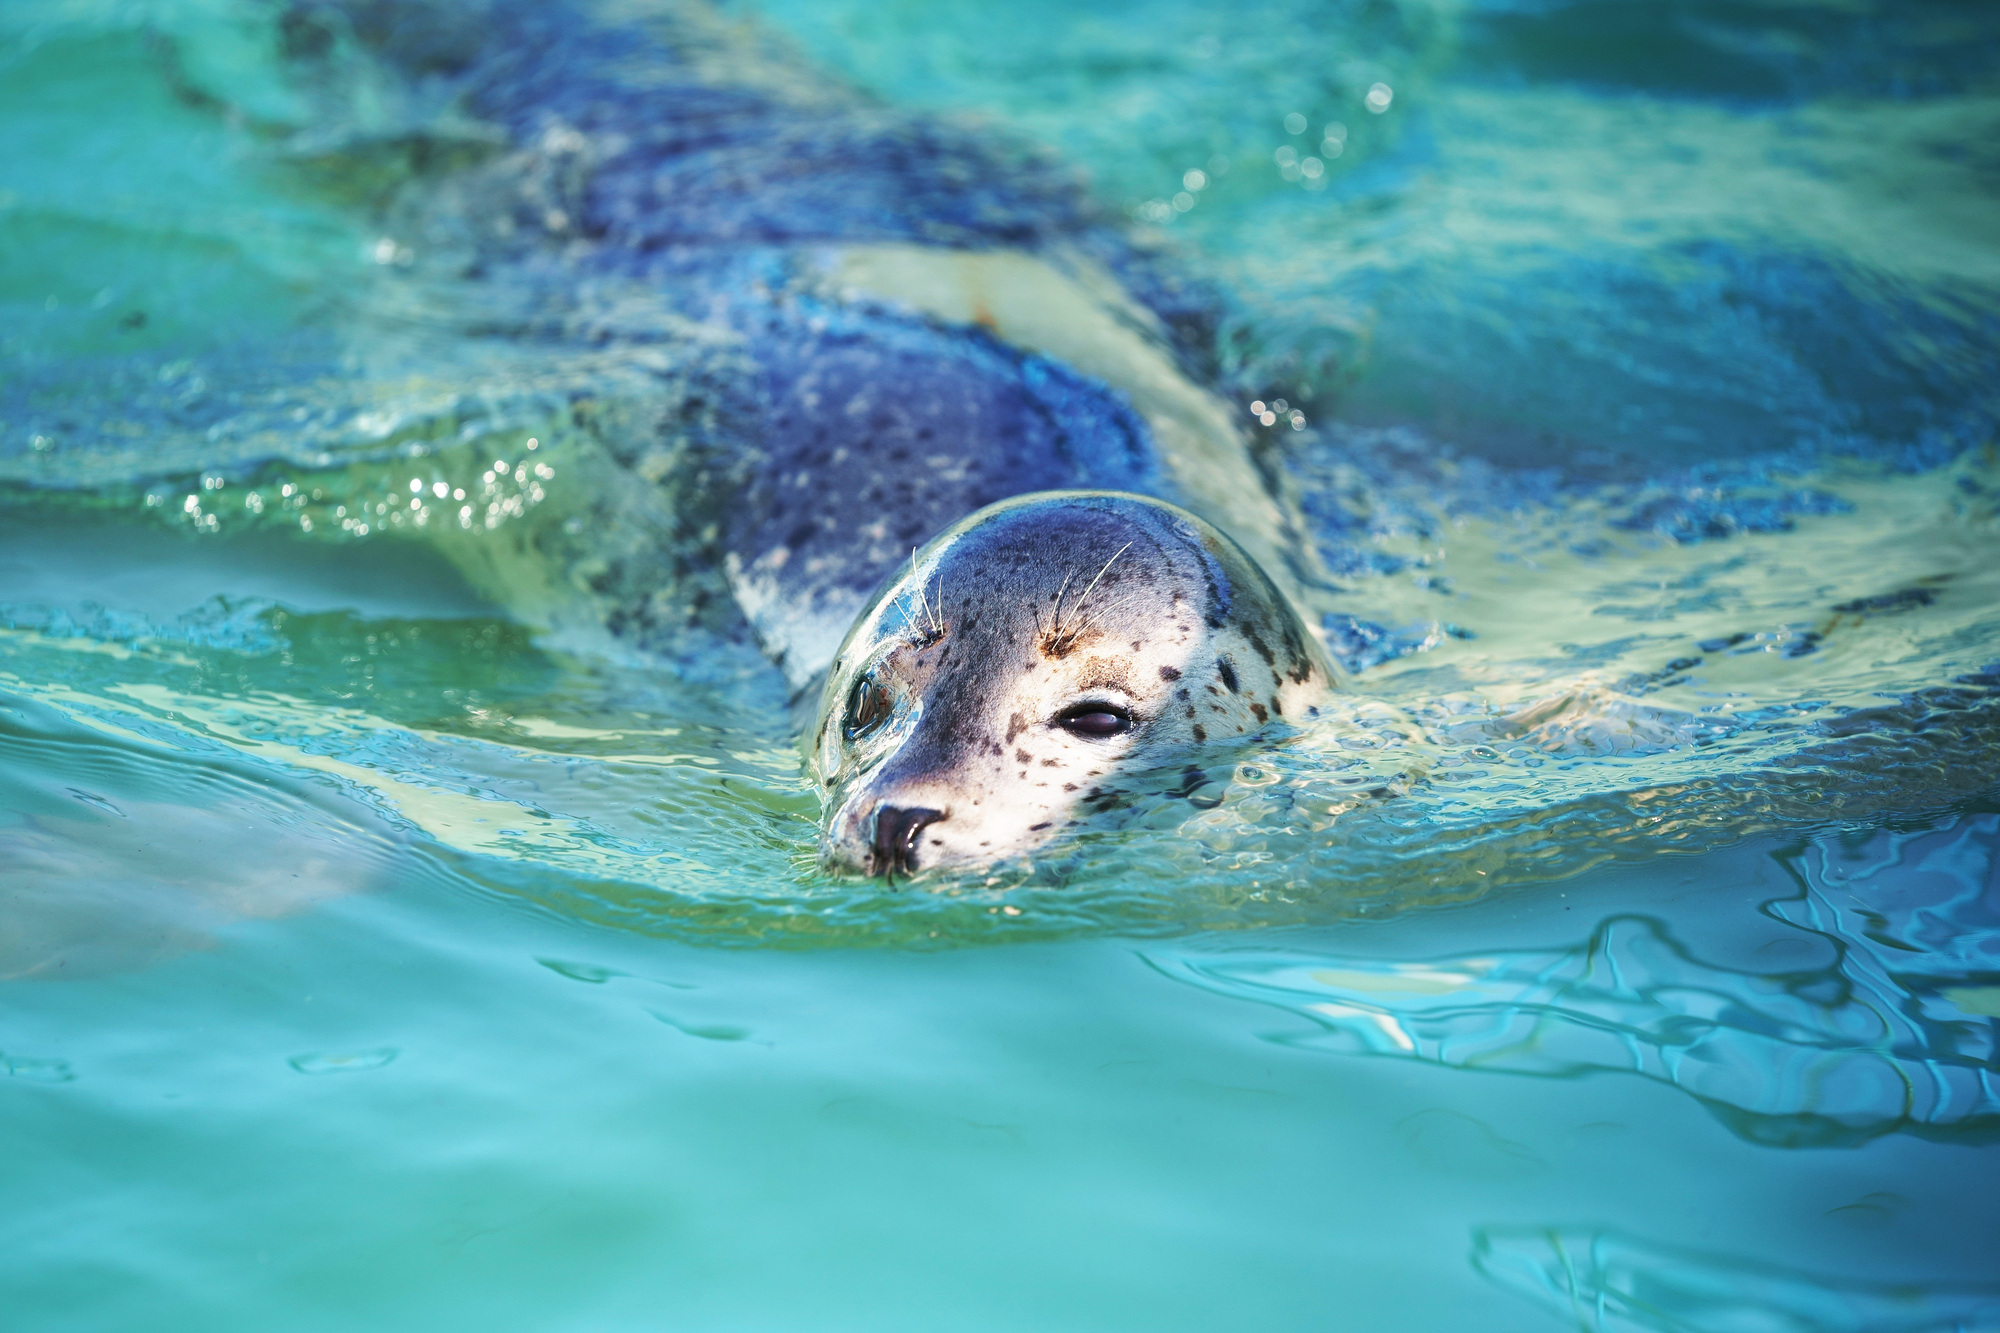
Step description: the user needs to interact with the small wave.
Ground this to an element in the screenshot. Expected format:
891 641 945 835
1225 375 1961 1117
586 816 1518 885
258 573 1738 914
1472 1227 2000 1333
1149 815 2000 1147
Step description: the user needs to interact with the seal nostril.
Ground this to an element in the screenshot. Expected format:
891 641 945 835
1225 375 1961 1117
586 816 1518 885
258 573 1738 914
869 805 945 878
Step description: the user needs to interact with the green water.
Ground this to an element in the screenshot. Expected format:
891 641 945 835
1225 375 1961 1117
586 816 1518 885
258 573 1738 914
6 1 2000 1329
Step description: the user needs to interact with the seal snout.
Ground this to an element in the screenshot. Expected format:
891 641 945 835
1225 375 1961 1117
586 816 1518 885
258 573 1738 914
868 804 945 877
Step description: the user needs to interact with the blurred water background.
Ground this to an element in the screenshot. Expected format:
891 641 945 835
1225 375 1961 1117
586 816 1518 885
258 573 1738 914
4 1 2000 1329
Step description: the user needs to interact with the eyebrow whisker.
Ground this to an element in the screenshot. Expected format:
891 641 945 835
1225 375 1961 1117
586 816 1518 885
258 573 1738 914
906 547 937 634
1061 542 1131 639
1044 565 1079 639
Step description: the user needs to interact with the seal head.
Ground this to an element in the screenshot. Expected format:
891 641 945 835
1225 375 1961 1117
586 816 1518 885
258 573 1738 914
811 491 1334 875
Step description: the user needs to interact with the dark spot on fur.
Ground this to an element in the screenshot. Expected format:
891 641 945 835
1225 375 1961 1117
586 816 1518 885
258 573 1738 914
1005 713 1025 745
1250 702 1268 724
1015 749 1032 764
1159 665 1182 681
1217 659 1239 692
1062 783 1077 791
1270 696 1283 717
1191 724 1206 741
1029 822 1052 831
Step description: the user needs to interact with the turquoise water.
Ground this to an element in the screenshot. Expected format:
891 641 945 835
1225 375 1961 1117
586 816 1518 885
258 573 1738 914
6 1 2000 1328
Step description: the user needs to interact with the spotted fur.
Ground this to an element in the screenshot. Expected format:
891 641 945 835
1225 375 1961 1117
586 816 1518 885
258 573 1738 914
812 492 1333 873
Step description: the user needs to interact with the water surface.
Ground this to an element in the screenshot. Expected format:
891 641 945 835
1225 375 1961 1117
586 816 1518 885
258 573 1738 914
5 1 2000 1328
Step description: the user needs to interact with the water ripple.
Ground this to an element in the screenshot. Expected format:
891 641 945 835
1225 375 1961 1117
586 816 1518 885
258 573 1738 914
289 1048 398 1075
1472 1227 2000 1333
1150 817 2000 1147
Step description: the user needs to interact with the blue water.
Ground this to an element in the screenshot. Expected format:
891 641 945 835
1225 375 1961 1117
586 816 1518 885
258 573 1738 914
5 1 2000 1329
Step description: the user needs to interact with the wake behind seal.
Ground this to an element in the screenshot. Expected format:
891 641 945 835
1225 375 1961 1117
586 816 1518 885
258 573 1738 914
811 492 1334 876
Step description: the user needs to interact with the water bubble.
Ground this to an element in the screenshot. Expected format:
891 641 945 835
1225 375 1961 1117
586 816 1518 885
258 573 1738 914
1274 145 1298 168
1323 121 1348 143
1182 168 1207 192
1172 191 1195 212
289 1048 397 1075
1301 157 1324 179
1366 82 1394 113
1283 112 1307 136
1322 139 1345 159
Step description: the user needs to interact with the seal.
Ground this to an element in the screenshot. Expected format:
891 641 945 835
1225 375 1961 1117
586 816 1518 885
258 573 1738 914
61 0 1345 878
810 492 1334 875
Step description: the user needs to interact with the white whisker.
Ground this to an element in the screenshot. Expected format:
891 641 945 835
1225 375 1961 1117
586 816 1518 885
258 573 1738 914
1061 542 1131 639
1045 565 1079 639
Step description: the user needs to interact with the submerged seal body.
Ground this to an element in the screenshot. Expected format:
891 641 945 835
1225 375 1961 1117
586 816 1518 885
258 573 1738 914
812 493 1333 874
136 0 1343 875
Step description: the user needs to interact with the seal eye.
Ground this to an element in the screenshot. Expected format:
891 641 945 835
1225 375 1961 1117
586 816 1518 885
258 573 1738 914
1056 704 1131 739
844 672 893 741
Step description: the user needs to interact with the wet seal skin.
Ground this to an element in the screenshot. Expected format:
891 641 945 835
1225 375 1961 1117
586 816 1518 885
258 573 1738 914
812 492 1334 876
